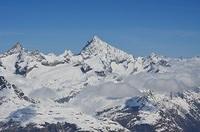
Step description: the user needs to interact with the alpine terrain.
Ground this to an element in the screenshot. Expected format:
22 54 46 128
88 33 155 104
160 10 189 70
0 36 200 132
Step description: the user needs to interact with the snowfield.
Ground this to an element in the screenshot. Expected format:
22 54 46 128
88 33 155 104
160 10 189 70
0 36 200 131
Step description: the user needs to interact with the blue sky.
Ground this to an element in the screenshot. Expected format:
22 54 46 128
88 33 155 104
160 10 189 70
0 0 200 57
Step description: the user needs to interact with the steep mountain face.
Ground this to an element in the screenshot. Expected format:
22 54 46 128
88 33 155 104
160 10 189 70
6 42 23 55
0 36 200 132
81 36 134 61
80 36 133 74
97 90 200 132
0 76 36 104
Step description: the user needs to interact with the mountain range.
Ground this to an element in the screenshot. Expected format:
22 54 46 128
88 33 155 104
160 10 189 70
0 36 200 132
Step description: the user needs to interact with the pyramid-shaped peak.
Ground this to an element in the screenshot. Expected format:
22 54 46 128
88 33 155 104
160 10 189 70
80 36 134 63
150 52 158 58
7 42 23 54
149 52 164 59
89 35 107 46
12 42 23 49
81 35 110 54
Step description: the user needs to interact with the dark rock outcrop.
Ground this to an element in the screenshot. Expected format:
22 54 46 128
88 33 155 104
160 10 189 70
0 76 37 104
0 120 79 132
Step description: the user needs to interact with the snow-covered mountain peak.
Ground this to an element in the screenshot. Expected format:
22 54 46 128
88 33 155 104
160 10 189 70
81 36 134 61
7 42 23 55
148 52 168 63
149 52 164 59
81 35 108 55
150 52 158 58
79 36 136 73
